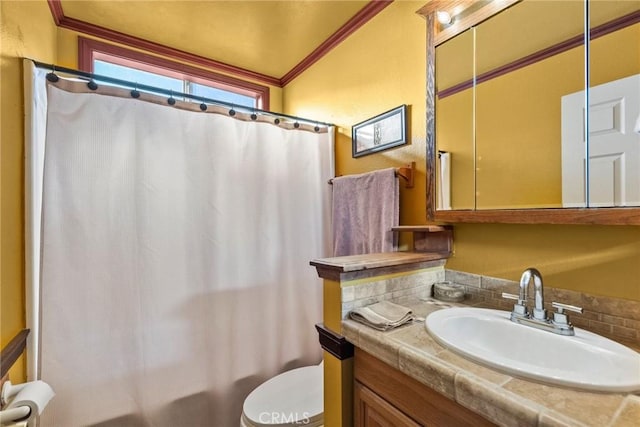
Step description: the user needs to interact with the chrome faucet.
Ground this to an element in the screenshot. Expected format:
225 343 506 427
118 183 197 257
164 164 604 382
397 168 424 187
523 268 546 320
502 268 583 336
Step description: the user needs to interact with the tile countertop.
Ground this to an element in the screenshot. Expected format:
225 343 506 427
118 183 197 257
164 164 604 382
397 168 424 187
342 297 640 427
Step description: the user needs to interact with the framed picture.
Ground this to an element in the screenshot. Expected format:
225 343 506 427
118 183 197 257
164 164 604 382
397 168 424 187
352 104 408 158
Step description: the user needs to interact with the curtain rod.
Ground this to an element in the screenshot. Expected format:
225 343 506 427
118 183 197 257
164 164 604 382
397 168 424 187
31 60 335 128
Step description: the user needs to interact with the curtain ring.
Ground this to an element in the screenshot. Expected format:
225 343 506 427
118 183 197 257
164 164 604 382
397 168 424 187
46 72 59 82
314 124 320 132
87 80 98 90
294 122 300 129
46 65 59 82
229 108 236 116
250 112 257 121
131 83 140 98
274 118 280 125
167 90 176 106
200 102 208 111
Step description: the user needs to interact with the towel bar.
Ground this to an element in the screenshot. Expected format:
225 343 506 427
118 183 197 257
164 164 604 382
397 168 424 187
328 162 415 189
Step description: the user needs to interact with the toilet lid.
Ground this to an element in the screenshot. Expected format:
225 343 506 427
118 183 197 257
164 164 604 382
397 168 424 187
243 365 323 427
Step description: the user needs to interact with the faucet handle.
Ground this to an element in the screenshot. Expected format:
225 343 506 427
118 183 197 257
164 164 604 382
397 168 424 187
551 301 583 327
551 301 583 314
501 292 520 301
502 292 528 317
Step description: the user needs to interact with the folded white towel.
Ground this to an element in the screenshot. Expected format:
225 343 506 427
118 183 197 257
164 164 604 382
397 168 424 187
349 301 414 331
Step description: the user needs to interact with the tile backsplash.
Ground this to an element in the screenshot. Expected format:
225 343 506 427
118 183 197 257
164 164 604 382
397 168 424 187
339 265 639 347
445 269 640 347
340 263 445 320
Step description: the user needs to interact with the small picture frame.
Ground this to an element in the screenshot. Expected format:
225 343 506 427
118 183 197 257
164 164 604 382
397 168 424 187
352 105 408 158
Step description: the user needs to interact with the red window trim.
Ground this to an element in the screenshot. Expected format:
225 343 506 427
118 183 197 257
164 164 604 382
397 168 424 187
78 37 270 110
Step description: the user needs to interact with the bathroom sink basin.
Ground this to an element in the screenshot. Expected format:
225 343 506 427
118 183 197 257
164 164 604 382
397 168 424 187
425 307 640 392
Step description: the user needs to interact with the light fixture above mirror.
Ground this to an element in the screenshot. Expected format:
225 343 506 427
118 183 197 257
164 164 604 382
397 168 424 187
436 11 452 25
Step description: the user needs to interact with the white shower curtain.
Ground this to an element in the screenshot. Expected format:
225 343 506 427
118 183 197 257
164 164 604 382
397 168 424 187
29 69 333 426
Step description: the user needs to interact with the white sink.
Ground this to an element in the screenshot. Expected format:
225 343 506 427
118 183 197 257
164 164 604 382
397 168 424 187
425 307 640 393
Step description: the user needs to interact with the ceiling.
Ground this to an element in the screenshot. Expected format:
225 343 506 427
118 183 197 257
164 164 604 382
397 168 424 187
57 0 373 80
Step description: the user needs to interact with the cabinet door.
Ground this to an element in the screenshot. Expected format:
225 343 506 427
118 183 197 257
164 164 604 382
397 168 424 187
355 381 421 427
355 348 496 426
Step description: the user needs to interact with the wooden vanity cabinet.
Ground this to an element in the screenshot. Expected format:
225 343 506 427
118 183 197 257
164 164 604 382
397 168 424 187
355 381 420 427
354 348 495 427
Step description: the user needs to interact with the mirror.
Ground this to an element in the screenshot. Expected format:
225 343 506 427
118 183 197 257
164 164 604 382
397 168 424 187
422 0 640 224
435 27 474 210
474 1 585 210
585 1 640 207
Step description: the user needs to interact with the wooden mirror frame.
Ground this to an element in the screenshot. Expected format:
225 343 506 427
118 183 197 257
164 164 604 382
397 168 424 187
418 0 640 225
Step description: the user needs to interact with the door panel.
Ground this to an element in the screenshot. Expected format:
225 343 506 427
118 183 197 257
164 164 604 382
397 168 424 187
354 382 421 427
562 74 640 206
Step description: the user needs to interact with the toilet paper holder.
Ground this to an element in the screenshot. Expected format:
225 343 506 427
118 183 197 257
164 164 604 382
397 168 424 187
2 381 29 405
0 380 54 425
0 381 31 424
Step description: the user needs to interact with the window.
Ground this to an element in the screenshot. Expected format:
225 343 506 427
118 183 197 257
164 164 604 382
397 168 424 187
79 37 269 109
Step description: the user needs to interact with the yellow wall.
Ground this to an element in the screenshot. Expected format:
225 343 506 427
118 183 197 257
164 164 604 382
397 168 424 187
284 0 428 232
283 1 640 302
1 0 59 382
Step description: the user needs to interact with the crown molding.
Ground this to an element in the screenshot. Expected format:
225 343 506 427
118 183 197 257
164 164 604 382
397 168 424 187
47 0 280 86
280 0 393 85
437 9 640 99
47 0 393 88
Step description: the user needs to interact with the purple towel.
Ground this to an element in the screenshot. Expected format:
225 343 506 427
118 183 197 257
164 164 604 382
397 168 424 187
332 168 399 256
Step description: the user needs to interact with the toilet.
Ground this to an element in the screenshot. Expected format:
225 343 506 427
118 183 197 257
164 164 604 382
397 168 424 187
240 361 324 427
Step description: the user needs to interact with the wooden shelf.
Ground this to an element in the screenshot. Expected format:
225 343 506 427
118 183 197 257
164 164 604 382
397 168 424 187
393 225 453 254
1 329 30 379
310 252 448 281
391 225 449 232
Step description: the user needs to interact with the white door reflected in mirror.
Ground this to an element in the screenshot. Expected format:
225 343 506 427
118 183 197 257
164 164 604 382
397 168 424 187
562 73 640 207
